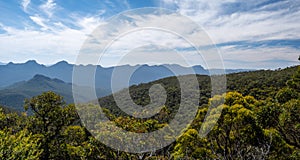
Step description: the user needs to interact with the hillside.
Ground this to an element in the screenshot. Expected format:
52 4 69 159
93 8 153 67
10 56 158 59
1 66 299 159
1 65 292 114
0 74 109 111
98 66 298 117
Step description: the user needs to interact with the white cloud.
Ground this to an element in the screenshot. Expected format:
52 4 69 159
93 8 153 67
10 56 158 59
218 43 299 69
21 0 31 12
77 16 104 32
1 1 299 69
76 12 223 68
158 0 300 68
0 13 104 65
40 0 56 17
161 0 300 43
29 15 49 30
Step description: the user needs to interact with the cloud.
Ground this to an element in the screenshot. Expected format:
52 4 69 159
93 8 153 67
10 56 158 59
77 11 223 68
161 0 300 43
29 15 49 30
1 0 299 69
123 0 130 9
158 0 300 68
21 0 31 12
77 16 104 32
0 13 104 65
40 0 56 17
220 45 299 69
1 0 110 65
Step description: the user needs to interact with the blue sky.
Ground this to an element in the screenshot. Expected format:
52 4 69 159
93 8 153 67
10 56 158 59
0 0 299 69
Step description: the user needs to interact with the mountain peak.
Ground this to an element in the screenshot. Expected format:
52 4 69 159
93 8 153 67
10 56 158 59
25 60 39 65
52 60 70 66
7 62 14 65
31 74 66 84
32 74 51 81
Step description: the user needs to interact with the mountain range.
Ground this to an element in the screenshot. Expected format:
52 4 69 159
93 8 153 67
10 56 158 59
0 62 297 112
0 74 110 111
0 60 251 111
0 60 250 92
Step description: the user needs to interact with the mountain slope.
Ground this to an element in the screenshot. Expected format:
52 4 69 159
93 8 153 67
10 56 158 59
0 74 109 111
98 66 298 117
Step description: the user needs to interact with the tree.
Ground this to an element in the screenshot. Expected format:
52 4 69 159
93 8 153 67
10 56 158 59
278 99 300 148
257 99 282 129
24 91 78 159
275 64 300 149
62 125 105 159
172 129 212 159
202 92 268 159
275 87 298 104
286 61 300 92
0 129 43 159
0 107 26 133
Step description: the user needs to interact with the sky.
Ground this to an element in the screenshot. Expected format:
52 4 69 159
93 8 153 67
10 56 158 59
0 0 299 69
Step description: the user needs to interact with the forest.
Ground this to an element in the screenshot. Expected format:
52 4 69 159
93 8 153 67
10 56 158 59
0 64 299 160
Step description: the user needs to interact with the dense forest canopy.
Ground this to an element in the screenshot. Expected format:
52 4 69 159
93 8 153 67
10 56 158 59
0 65 299 159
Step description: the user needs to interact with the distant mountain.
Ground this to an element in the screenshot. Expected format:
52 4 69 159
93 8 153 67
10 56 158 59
0 60 251 92
0 74 109 111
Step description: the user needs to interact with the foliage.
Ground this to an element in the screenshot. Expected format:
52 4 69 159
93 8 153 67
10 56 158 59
0 65 299 159
24 92 79 159
0 128 42 160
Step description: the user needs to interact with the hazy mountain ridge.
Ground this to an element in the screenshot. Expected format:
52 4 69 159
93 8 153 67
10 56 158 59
0 60 252 111
0 74 109 111
0 60 251 91
0 64 297 113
